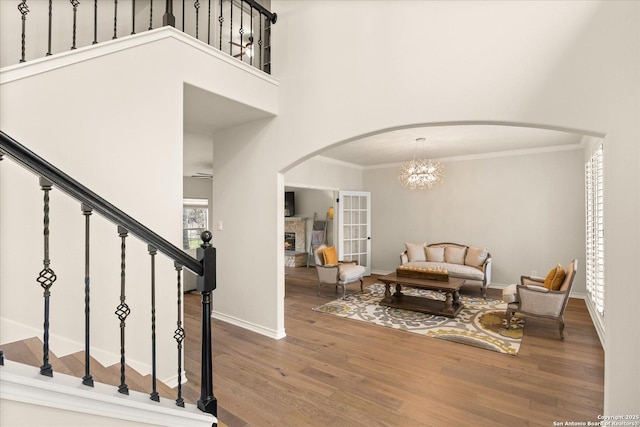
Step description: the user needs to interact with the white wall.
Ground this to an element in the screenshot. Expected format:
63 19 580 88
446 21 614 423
365 147 586 293
207 0 638 414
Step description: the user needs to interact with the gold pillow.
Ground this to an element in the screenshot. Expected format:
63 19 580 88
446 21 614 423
323 246 339 265
544 264 566 290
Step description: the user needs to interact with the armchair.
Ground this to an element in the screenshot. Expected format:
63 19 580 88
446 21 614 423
313 244 365 297
503 259 577 340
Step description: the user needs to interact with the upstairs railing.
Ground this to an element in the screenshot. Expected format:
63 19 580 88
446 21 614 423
8 0 277 74
0 130 218 419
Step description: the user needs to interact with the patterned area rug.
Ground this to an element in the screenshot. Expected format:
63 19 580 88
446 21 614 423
313 283 525 355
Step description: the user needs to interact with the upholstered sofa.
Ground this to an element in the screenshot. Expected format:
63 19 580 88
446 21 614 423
400 242 492 297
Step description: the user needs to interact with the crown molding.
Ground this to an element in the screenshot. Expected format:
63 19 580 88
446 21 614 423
364 142 586 170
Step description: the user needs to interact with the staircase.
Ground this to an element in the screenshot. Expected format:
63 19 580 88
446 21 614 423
2 337 176 398
1 338 217 427
0 133 218 426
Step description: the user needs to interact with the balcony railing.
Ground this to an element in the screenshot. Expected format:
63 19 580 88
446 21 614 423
7 0 276 73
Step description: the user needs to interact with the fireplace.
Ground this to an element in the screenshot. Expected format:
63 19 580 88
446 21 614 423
284 232 296 251
284 217 307 267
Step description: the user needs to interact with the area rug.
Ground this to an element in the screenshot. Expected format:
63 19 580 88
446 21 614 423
313 283 525 355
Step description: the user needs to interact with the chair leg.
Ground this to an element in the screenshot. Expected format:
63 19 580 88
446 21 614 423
359 278 364 292
506 308 512 329
558 317 565 340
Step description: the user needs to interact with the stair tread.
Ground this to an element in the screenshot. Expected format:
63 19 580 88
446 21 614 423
2 336 74 376
2 337 175 401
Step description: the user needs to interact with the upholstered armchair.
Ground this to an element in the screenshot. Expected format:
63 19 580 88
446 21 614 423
503 259 577 340
313 244 365 297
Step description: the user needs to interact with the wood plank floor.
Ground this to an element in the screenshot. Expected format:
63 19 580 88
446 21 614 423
181 267 604 427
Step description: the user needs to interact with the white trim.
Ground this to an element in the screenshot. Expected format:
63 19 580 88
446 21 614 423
211 311 286 340
285 182 340 192
0 26 279 86
0 360 214 427
585 296 606 349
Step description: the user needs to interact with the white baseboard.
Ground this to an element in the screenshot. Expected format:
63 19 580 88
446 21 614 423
0 360 213 427
211 311 286 340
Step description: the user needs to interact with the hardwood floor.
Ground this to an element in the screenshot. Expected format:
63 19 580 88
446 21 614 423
182 267 604 427
1 267 603 426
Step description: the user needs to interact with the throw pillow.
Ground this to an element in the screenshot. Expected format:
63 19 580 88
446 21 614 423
444 246 467 264
425 246 445 262
323 246 339 265
465 247 488 267
405 242 427 262
544 264 566 290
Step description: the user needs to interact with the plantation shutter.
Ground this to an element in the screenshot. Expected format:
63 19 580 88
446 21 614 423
585 144 605 317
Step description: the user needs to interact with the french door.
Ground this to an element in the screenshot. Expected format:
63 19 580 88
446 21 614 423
337 191 371 275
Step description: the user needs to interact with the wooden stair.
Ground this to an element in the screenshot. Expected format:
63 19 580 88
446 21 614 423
1 336 176 400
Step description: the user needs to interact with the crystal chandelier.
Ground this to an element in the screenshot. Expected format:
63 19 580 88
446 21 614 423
398 138 445 190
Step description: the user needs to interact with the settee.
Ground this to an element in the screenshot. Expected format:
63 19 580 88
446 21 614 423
400 242 492 298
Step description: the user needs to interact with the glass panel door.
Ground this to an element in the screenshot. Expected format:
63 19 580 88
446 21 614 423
338 191 371 275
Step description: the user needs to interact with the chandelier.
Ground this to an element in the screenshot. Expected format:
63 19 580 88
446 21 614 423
398 138 445 190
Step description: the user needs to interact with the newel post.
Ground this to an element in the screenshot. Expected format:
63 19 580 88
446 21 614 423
196 230 217 416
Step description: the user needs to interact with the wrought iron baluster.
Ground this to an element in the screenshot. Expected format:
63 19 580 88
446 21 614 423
229 0 232 55
18 0 29 63
163 0 175 26
174 262 185 407
249 5 253 66
148 0 153 30
149 245 159 402
194 0 200 40
115 225 130 394
113 0 118 39
38 177 56 377
82 204 94 387
258 16 262 72
239 0 244 62
93 0 98 44
47 0 52 55
218 0 223 50
196 231 217 416
207 0 211 45
182 0 185 31
70 0 80 50
131 0 136 34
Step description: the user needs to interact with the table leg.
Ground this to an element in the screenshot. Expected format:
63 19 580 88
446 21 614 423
383 283 392 303
394 284 403 297
444 291 454 313
453 290 460 306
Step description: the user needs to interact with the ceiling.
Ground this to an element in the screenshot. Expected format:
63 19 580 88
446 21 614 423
317 125 585 168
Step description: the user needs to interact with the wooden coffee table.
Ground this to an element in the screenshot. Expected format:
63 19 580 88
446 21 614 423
378 273 465 318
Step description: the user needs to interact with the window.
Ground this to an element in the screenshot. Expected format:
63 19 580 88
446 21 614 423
183 198 209 250
585 143 604 317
